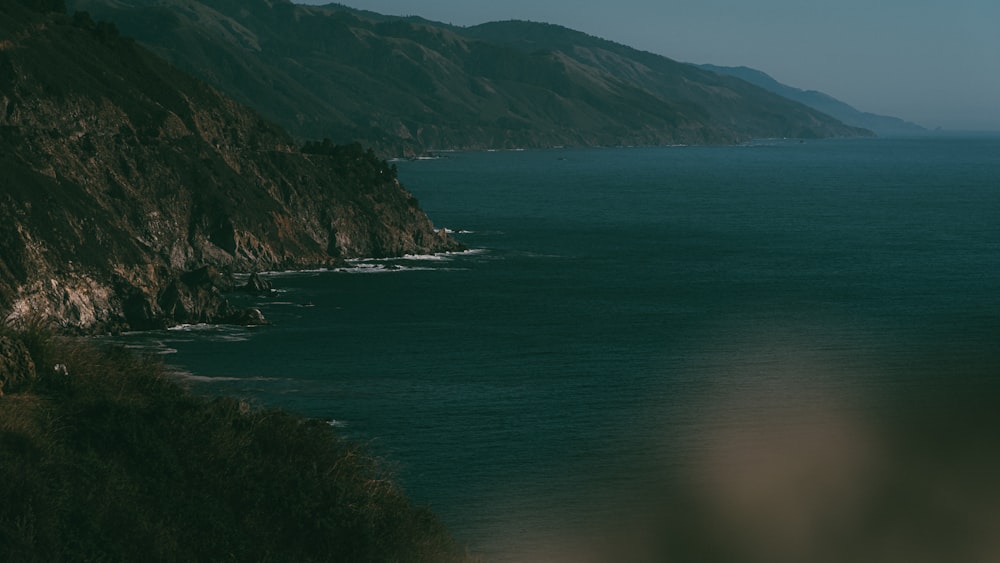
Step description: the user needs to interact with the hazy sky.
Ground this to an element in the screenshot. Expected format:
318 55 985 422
297 0 1000 131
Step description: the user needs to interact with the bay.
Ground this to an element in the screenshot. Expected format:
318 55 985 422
121 137 1000 560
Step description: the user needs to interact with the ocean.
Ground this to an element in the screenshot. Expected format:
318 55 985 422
121 136 1000 560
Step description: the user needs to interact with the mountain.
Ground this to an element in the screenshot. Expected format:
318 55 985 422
462 20 871 139
66 0 871 156
699 64 927 137
0 0 461 333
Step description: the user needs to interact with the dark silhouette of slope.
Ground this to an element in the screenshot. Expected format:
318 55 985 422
700 64 927 136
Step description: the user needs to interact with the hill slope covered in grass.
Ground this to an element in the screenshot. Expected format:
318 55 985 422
68 0 871 156
0 324 472 562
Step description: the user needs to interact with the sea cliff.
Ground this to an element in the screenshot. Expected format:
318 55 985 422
0 1 462 333
0 3 472 559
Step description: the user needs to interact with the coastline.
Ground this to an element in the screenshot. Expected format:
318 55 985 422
0 324 476 561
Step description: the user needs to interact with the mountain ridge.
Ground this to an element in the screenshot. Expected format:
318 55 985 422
463 19 872 139
67 0 872 156
699 64 927 136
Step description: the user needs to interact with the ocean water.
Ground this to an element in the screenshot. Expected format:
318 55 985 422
121 137 1000 560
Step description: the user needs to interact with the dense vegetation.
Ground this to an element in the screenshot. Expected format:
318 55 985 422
302 140 400 185
0 323 472 562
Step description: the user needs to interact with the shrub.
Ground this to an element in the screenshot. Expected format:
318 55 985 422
0 331 472 562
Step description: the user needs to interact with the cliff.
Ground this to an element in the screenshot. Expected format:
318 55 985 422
0 1 462 332
66 0 872 156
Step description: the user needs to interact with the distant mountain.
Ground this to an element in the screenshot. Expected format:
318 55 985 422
699 64 926 137
67 0 871 155
463 20 871 138
0 0 460 332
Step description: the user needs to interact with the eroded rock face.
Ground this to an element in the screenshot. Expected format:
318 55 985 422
239 273 273 296
0 3 463 332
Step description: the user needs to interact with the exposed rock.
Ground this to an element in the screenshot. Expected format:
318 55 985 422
227 307 268 326
0 2 463 332
239 272 273 295
157 267 235 326
0 335 36 396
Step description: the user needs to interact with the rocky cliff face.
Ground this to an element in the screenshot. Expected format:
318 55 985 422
0 2 462 333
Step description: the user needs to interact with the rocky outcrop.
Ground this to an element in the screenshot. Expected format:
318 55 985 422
239 272 273 296
0 1 463 333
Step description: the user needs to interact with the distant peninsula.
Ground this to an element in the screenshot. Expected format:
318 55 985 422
68 0 873 156
698 64 927 137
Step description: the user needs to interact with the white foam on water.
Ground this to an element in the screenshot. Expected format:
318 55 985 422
124 342 179 355
163 324 255 343
260 268 330 277
168 323 223 332
334 264 440 274
243 249 485 279
338 250 483 272
399 253 454 261
400 248 488 260
217 335 249 342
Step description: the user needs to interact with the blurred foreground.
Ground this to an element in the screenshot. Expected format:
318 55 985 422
530 342 1000 563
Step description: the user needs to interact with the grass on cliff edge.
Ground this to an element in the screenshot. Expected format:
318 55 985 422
0 325 474 562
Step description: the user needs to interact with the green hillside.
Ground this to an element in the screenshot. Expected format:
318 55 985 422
68 0 872 155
